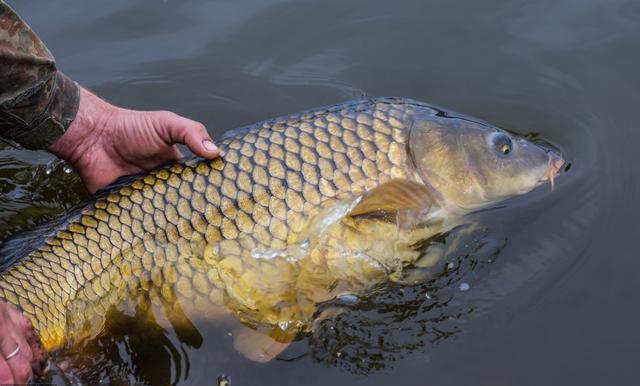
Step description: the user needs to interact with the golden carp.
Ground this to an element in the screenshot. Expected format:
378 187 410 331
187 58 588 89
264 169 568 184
0 97 564 361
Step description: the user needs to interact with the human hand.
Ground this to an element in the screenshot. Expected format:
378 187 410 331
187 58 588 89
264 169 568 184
0 301 47 384
49 87 220 193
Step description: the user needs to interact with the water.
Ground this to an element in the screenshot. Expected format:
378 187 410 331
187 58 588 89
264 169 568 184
5 0 639 385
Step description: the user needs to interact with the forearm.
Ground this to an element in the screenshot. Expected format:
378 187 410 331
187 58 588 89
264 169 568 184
0 2 217 194
0 1 79 149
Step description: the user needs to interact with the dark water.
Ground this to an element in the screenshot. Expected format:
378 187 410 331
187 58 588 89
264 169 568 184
4 0 639 385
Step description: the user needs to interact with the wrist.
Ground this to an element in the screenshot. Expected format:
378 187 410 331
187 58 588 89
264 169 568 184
48 87 117 165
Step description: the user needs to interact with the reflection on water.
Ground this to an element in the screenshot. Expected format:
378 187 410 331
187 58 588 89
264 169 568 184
308 227 505 375
0 146 85 239
60 306 195 386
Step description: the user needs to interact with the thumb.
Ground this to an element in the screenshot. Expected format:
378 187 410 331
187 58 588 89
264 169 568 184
156 111 219 158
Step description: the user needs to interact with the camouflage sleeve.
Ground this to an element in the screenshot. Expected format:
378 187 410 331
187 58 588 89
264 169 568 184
0 1 79 150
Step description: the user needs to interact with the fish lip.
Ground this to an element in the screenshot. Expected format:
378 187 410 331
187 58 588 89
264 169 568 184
537 150 566 188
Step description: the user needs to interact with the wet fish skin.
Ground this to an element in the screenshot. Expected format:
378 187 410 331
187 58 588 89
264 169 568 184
0 96 563 358
0 97 423 350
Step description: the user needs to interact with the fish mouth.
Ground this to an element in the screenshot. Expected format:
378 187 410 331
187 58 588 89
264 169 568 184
537 151 566 189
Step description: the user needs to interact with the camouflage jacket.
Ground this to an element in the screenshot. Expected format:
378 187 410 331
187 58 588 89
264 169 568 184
0 1 79 150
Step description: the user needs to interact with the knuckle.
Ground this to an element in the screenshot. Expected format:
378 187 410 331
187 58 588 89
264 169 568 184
150 110 175 126
159 110 178 120
186 121 208 139
196 122 208 133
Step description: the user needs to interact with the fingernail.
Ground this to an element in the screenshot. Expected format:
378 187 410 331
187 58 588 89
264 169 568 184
202 139 218 152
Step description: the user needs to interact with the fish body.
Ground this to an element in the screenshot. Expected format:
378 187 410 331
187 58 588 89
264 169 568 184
0 97 563 359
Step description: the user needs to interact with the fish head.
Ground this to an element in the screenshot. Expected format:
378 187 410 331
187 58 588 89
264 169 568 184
408 108 565 212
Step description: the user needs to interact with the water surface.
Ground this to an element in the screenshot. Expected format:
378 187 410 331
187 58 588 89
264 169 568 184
4 0 639 385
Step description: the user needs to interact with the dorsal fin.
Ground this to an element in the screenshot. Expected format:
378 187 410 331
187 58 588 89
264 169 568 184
0 206 84 272
0 157 201 272
217 97 432 142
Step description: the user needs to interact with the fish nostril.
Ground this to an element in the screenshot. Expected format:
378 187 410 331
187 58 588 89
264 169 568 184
563 162 572 173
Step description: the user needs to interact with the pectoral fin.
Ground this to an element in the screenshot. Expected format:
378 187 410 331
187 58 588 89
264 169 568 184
349 179 436 217
232 325 295 363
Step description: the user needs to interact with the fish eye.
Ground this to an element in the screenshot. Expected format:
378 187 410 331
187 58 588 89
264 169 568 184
491 133 513 156
500 142 511 155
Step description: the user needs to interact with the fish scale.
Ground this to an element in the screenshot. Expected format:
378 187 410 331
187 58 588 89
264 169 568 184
0 97 426 350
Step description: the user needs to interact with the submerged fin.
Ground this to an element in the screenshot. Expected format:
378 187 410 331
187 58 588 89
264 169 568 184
156 295 203 349
232 326 294 363
349 179 435 217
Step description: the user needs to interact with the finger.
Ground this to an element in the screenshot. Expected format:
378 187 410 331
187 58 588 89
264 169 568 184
0 357 14 385
20 314 33 333
134 144 182 170
0 304 33 383
159 145 183 164
156 112 219 158
12 313 47 376
0 334 32 384
6 345 32 384
5 304 36 350
170 145 183 161
4 304 29 335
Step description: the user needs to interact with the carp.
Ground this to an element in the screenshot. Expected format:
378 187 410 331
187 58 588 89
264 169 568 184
0 97 564 362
